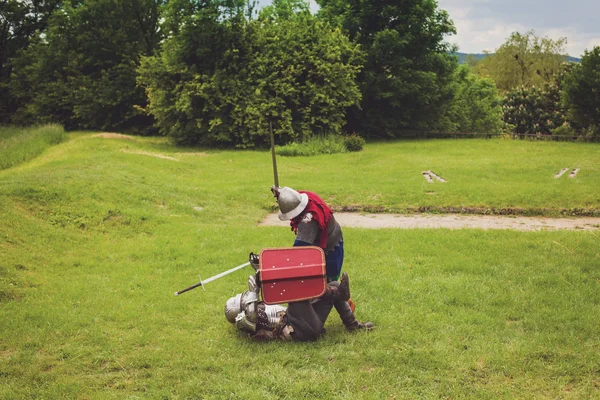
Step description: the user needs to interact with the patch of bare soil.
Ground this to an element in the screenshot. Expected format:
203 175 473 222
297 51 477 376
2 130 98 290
180 152 209 157
93 133 136 140
0 349 15 360
260 213 600 231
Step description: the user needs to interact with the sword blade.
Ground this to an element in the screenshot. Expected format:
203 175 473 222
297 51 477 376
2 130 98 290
174 261 251 296
202 261 251 285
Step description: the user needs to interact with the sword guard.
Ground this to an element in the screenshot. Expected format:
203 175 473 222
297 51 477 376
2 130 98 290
199 275 206 291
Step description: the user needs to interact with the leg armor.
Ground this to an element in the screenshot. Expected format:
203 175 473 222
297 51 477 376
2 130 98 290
331 274 374 331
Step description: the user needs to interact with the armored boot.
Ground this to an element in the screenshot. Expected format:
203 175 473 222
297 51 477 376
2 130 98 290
322 272 350 302
332 274 373 331
334 299 374 331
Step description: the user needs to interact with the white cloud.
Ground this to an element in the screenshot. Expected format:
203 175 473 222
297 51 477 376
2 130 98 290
437 0 600 57
256 0 600 57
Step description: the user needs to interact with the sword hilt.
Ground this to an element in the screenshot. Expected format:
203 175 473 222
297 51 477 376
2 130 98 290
174 278 204 296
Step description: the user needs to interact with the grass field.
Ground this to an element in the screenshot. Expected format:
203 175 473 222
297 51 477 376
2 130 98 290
0 124 67 171
1 132 599 398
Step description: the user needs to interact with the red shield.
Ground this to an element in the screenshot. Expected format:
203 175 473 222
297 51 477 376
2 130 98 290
259 247 326 305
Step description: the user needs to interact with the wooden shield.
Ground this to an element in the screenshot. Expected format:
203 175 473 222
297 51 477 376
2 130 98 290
259 247 326 305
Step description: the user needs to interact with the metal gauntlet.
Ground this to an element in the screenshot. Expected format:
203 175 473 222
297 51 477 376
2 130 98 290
249 252 260 271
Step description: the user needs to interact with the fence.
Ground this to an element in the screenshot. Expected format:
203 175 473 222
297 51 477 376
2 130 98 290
392 131 599 142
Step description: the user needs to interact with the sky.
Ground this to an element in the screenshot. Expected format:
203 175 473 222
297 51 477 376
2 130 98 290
435 0 600 57
291 0 599 58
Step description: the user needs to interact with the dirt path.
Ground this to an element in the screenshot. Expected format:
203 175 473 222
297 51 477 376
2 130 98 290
260 213 600 231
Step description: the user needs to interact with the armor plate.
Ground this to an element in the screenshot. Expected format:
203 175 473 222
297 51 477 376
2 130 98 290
259 247 326 305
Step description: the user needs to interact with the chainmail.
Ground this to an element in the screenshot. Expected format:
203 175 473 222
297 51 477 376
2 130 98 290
296 215 342 252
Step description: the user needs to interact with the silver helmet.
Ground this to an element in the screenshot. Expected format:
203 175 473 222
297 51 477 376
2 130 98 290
277 187 309 221
224 293 242 323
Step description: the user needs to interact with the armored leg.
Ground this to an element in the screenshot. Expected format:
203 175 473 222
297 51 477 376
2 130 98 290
321 272 350 302
334 299 373 331
310 274 349 323
332 274 374 331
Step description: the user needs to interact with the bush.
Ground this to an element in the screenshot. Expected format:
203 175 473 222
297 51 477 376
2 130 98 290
276 135 347 157
443 65 503 134
550 123 576 137
0 124 66 170
138 2 362 148
502 82 567 135
562 46 600 134
344 133 365 151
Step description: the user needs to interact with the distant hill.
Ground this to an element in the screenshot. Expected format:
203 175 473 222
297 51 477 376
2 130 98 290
565 55 581 62
454 52 489 64
454 52 580 64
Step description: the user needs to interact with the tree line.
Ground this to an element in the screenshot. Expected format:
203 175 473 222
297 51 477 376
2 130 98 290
472 31 600 139
1 0 598 147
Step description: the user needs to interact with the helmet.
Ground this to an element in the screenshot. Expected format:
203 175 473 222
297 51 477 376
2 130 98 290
277 187 309 221
224 293 242 323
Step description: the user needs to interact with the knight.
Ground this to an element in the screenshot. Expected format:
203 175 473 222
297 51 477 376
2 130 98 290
271 186 363 331
225 268 373 342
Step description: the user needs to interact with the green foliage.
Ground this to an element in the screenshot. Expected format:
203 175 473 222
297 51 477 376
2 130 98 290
0 124 66 170
562 46 600 137
502 85 565 135
464 54 481 68
138 0 362 147
502 62 570 136
9 0 161 133
550 123 577 137
443 65 503 133
276 134 347 156
343 133 365 151
476 31 567 92
0 1 62 123
317 0 458 137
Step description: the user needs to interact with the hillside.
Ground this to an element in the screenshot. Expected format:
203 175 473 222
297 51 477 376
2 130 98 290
454 52 580 64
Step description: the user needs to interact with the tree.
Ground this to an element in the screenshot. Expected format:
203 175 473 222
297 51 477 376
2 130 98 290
501 62 571 137
443 65 503 134
138 0 251 144
0 0 62 123
138 0 362 147
242 0 362 145
317 0 458 137
9 0 161 132
476 30 567 92
465 54 480 69
562 46 600 136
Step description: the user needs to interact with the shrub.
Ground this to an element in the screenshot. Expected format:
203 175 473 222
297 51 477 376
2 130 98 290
502 82 566 136
443 65 504 134
276 135 347 157
344 133 365 151
562 46 600 135
138 2 362 148
550 123 576 137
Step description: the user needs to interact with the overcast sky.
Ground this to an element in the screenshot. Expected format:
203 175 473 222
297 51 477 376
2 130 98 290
436 0 600 57
264 0 598 57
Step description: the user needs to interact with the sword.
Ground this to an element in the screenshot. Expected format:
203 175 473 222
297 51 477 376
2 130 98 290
174 261 251 296
270 121 279 188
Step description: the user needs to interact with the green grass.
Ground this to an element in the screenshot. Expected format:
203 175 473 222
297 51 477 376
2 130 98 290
0 124 67 170
0 133 599 398
277 135 347 156
281 139 600 216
